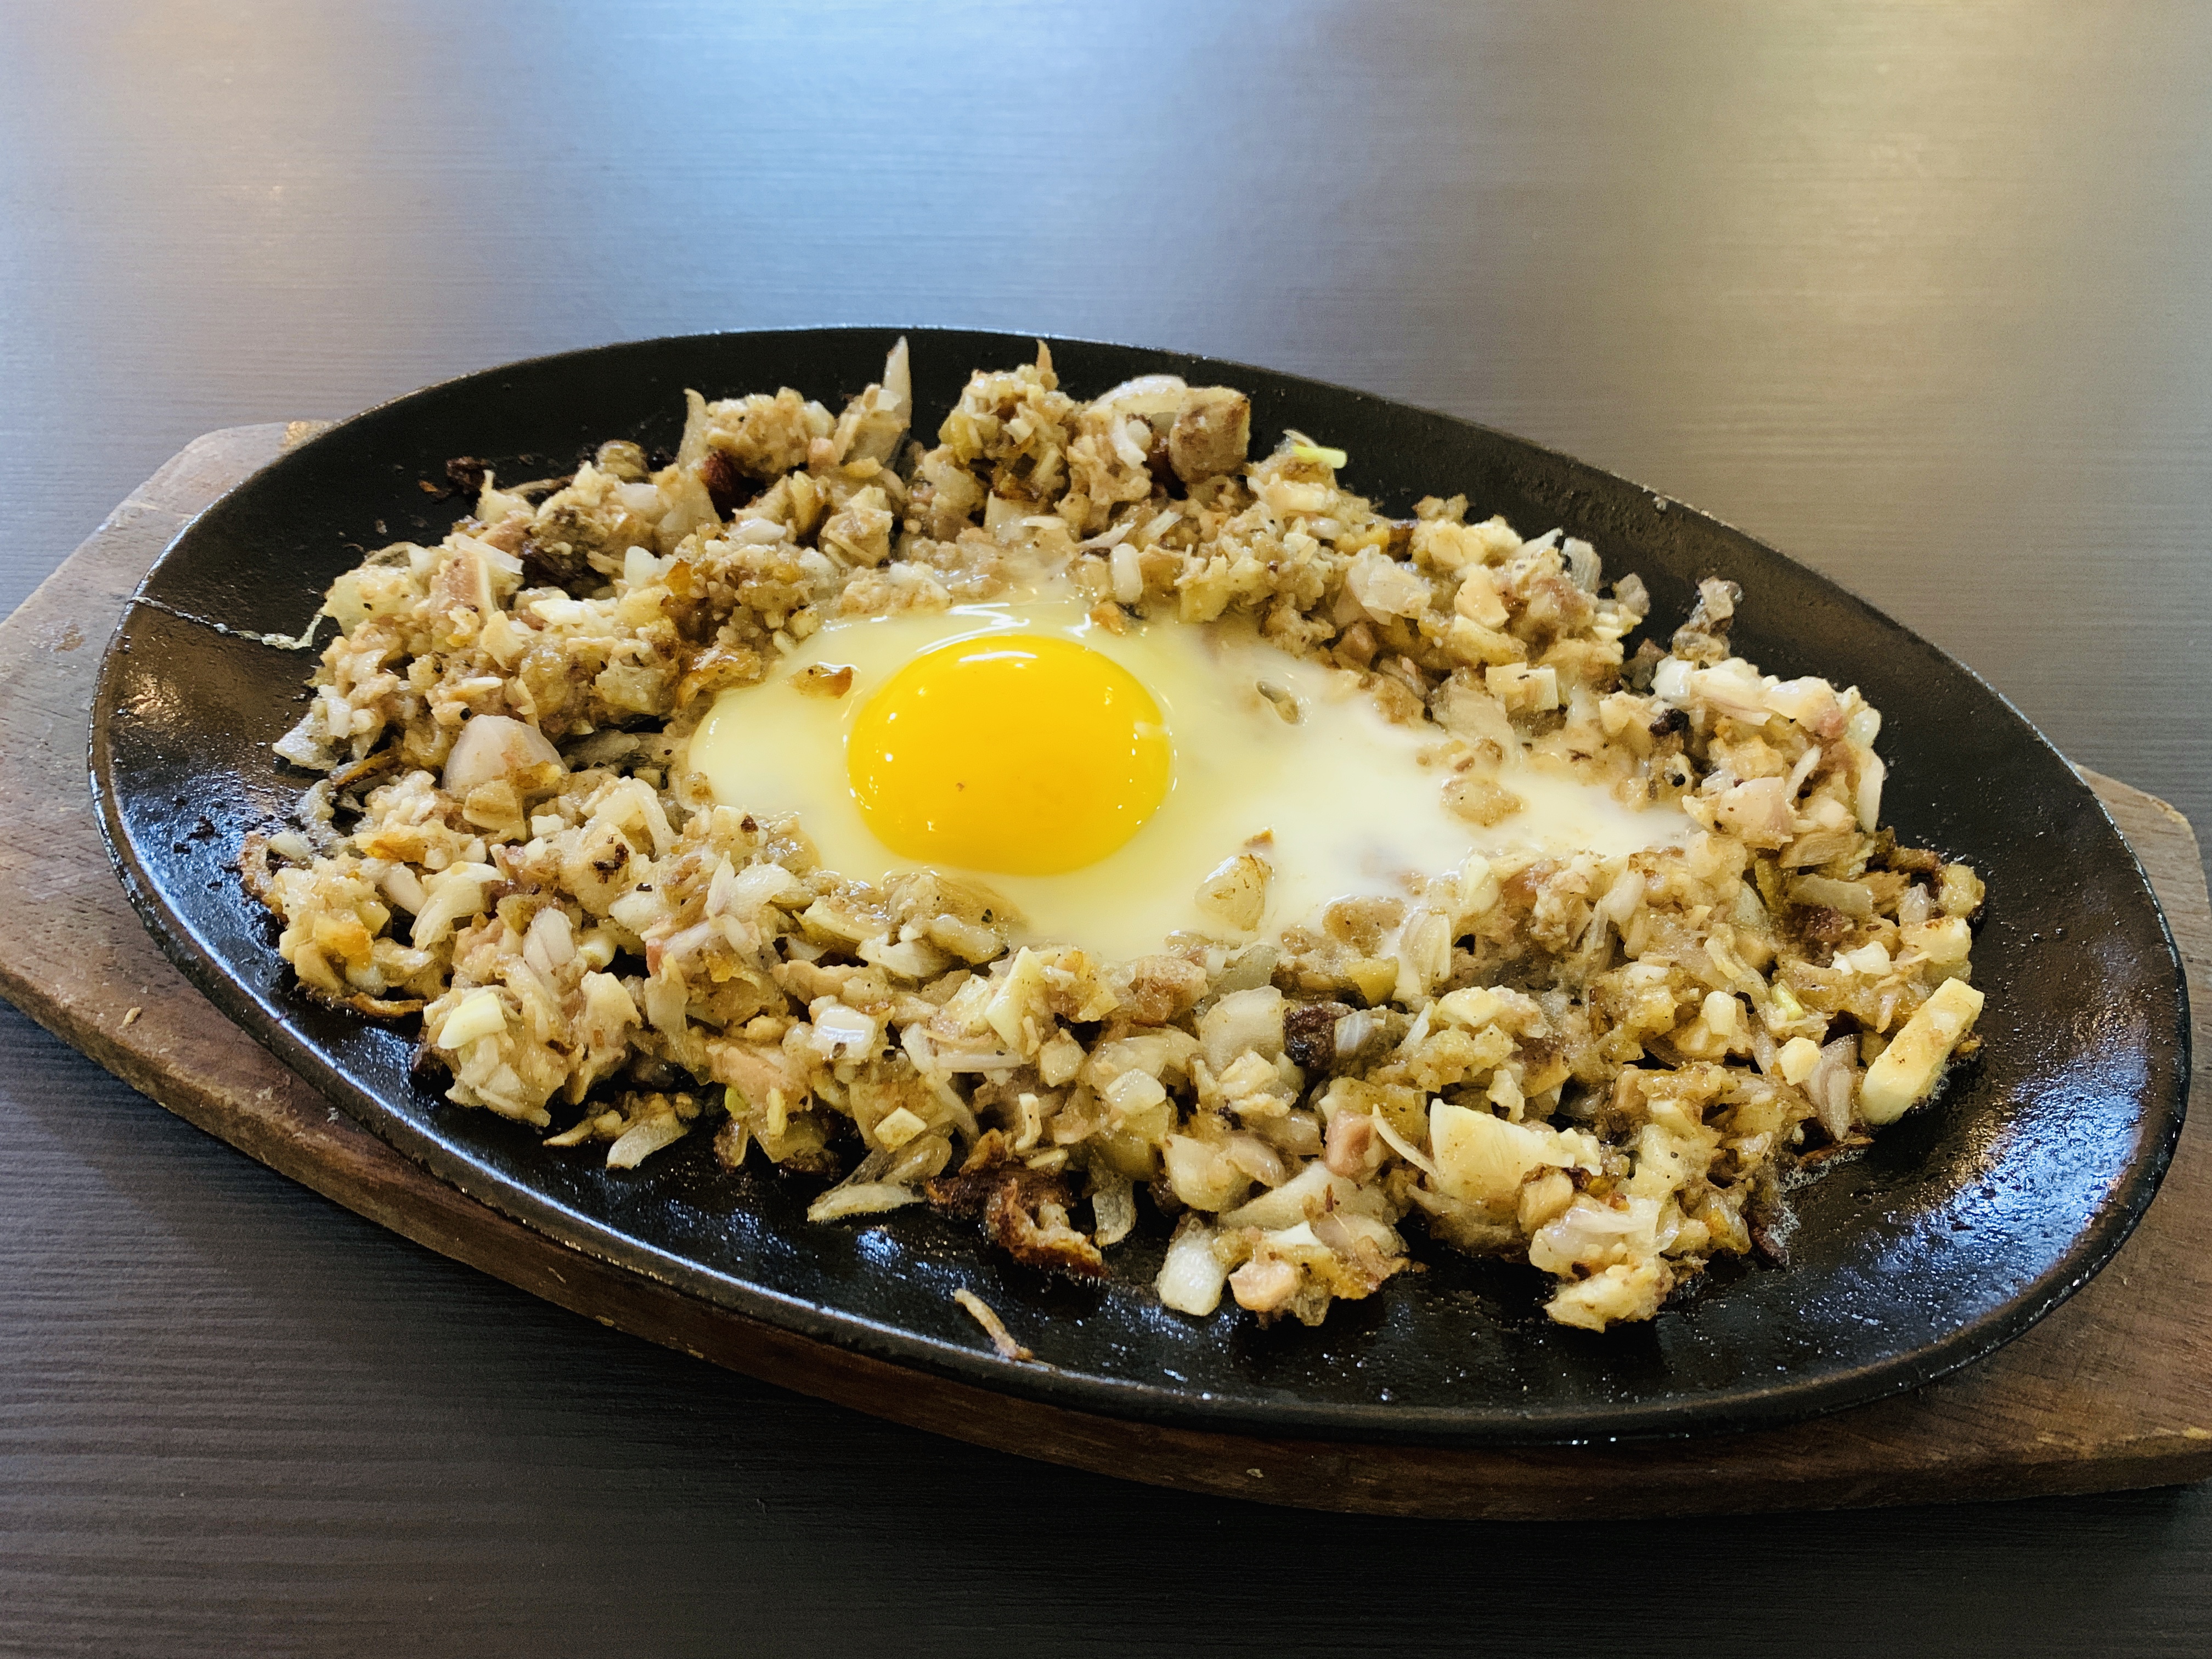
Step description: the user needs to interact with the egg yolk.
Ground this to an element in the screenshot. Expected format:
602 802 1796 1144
846 634 1172 876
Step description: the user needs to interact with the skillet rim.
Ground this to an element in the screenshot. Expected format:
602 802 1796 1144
88 325 2191 1446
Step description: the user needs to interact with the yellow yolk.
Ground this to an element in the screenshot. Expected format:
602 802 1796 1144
844 634 1172 876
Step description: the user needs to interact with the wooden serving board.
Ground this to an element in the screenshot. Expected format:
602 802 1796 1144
4 427 2208 1519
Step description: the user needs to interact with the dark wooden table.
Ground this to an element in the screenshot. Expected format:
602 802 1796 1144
5 3 2210 1652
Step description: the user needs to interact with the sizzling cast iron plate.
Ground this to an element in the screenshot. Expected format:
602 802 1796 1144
90 328 2190 1446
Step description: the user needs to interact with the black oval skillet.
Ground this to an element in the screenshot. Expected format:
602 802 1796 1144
90 328 2189 1446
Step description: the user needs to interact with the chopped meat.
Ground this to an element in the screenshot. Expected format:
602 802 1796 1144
1168 388 1251 484
698 449 748 517
1284 1000 1348 1072
927 1161 1105 1278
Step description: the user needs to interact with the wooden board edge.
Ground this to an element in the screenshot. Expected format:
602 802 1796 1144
28 983 2212 1521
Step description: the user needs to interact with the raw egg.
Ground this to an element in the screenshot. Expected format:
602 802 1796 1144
688 597 1686 962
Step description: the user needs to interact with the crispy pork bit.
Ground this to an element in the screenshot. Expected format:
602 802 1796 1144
444 455 490 496
697 448 748 517
1285 1001 1348 1074
1168 387 1252 484
926 1162 1105 1278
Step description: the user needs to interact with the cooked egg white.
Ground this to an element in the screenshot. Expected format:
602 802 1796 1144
688 597 1689 962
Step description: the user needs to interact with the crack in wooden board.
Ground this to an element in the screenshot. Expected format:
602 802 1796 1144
2 425 2206 1517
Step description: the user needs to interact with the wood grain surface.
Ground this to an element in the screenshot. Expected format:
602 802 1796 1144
5 2 2212 1654
9 422 2209 1524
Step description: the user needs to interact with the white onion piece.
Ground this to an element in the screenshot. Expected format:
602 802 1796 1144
443 714 563 794
1156 1216 1228 1316
1089 373 1188 427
